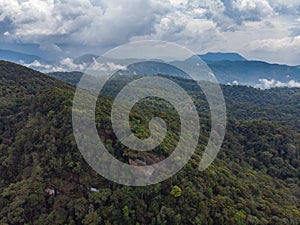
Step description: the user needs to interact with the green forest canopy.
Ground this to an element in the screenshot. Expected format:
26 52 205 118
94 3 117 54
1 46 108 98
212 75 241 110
0 61 299 224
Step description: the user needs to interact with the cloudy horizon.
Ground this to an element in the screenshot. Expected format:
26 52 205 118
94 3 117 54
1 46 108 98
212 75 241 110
0 0 300 65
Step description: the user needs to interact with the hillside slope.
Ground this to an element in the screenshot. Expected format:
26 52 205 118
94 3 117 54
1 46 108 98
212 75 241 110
0 61 299 224
48 71 300 131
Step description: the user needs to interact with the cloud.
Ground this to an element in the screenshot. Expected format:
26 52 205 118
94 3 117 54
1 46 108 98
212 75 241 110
91 60 127 72
232 80 239 85
268 0 300 15
227 80 239 86
184 0 274 31
23 58 87 72
1 0 300 65
22 57 128 73
23 60 66 72
60 58 87 71
255 78 300 89
0 0 168 48
130 0 300 63
232 0 274 18
247 36 300 52
245 35 300 65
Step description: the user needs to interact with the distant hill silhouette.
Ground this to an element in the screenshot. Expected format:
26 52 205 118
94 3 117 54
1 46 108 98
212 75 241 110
199 52 247 62
0 49 42 64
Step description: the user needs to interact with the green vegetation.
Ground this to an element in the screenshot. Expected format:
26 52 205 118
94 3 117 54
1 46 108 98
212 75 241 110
170 186 182 198
48 71 300 132
0 61 299 224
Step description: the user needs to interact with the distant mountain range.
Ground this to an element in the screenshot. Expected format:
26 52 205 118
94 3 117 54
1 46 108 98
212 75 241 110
199 52 247 62
0 49 42 64
1 49 300 88
206 60 300 86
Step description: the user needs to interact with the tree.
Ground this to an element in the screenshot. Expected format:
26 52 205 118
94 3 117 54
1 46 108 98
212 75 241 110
170 186 182 198
82 212 101 225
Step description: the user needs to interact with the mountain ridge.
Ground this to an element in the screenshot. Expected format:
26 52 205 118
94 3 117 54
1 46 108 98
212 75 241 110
199 52 247 62
1 49 300 87
0 49 42 64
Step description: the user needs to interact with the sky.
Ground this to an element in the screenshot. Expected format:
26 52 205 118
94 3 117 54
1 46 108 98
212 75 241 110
0 0 300 65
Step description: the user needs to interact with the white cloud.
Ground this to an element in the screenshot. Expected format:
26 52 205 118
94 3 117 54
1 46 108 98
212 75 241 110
247 36 300 52
91 60 127 72
255 79 300 89
1 0 300 65
60 58 87 71
23 60 51 69
227 80 239 86
22 56 128 73
0 0 168 47
245 35 300 65
233 0 274 16
23 60 63 72
22 58 87 72
232 80 239 85
288 80 300 88
106 62 127 71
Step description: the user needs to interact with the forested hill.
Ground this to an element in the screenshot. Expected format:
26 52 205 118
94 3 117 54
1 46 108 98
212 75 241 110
1 61 73 93
48 71 300 131
0 61 299 224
